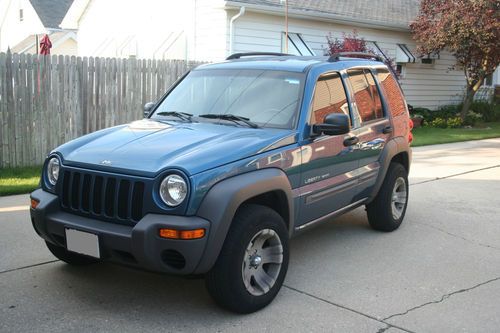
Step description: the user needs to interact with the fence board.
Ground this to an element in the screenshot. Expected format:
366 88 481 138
0 52 203 168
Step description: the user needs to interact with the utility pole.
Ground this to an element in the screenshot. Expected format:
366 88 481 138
284 0 288 53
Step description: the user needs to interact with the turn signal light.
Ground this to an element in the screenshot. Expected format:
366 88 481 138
30 198 39 209
159 228 205 240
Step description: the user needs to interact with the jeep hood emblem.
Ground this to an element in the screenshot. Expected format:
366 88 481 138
100 160 112 165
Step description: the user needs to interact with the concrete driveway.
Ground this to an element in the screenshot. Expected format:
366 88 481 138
1 139 499 333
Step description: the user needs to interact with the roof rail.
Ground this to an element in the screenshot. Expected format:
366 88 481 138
226 52 293 60
328 52 383 63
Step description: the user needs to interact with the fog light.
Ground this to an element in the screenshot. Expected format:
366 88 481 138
159 228 205 240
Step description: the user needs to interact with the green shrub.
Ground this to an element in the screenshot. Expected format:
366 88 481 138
446 117 463 128
464 111 483 126
469 102 500 122
412 107 432 121
414 105 460 125
430 117 448 128
412 103 499 126
435 104 461 119
495 104 500 121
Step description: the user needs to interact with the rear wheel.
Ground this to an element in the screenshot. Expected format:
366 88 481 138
366 162 409 231
205 204 289 313
45 241 99 265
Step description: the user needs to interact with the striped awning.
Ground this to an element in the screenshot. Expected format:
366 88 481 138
396 44 416 63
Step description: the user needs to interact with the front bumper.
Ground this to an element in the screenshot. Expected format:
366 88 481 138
30 189 210 275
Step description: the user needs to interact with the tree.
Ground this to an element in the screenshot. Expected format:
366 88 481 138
325 31 370 55
325 31 397 78
410 0 500 119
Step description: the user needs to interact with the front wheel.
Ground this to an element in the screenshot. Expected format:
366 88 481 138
366 162 409 231
205 204 289 313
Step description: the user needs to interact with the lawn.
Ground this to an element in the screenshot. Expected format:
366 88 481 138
412 122 500 147
0 166 41 196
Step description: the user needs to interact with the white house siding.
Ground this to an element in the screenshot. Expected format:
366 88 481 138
52 37 77 56
0 0 45 51
193 0 227 62
76 0 193 59
229 11 466 109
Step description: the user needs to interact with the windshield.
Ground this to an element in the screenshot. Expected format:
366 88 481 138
151 69 303 129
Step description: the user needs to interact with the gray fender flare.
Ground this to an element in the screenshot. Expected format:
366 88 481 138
194 168 294 274
367 136 411 203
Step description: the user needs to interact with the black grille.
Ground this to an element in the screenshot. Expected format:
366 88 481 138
60 169 145 223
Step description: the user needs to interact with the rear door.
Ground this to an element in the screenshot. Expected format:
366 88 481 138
345 68 391 198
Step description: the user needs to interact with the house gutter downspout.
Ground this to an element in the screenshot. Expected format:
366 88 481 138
229 6 245 56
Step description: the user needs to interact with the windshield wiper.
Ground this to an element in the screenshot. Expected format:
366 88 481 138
156 111 193 122
198 114 259 128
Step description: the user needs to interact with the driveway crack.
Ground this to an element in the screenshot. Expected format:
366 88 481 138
375 325 391 333
410 164 500 186
0 260 59 275
383 276 500 321
283 284 416 333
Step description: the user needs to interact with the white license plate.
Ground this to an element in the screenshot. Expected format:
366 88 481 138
65 229 100 258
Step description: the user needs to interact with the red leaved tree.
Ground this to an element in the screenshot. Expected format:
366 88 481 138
410 0 500 119
325 31 397 77
325 31 370 54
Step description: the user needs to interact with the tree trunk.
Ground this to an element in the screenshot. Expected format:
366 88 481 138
460 76 485 120
460 86 475 120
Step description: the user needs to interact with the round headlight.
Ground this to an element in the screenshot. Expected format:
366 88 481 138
46 157 60 186
159 174 187 206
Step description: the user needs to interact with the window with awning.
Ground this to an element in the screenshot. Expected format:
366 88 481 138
282 32 316 56
366 41 390 63
396 44 416 63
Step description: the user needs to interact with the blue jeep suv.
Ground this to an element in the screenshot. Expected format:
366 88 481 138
30 52 412 313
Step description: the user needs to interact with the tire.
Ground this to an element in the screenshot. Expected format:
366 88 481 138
205 204 289 313
45 241 99 265
366 162 409 232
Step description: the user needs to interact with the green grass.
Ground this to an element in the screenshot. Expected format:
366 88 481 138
0 166 41 196
412 122 500 147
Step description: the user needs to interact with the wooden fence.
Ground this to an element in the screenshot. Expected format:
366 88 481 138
0 52 204 168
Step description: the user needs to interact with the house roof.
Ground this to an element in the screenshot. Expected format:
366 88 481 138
227 0 420 30
29 0 75 29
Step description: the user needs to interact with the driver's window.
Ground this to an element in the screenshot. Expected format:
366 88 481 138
310 72 349 125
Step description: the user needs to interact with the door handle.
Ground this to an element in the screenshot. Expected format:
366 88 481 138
343 136 359 147
382 126 393 134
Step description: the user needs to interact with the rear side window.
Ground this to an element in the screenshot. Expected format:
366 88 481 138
347 69 384 123
376 68 407 117
310 72 349 125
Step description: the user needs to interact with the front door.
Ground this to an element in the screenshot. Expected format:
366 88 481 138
297 72 359 226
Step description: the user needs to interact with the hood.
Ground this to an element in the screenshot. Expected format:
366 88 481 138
57 119 295 176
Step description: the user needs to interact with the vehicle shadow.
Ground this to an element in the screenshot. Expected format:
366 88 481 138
53 208 371 318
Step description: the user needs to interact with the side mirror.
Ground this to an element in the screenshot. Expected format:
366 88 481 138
312 113 350 136
143 102 155 117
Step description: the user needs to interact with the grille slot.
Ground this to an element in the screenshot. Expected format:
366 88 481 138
93 176 103 214
117 180 130 219
131 182 144 221
70 172 81 209
104 178 116 217
60 169 145 224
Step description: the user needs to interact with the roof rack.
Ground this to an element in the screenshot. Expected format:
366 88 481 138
226 52 294 60
328 52 383 63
